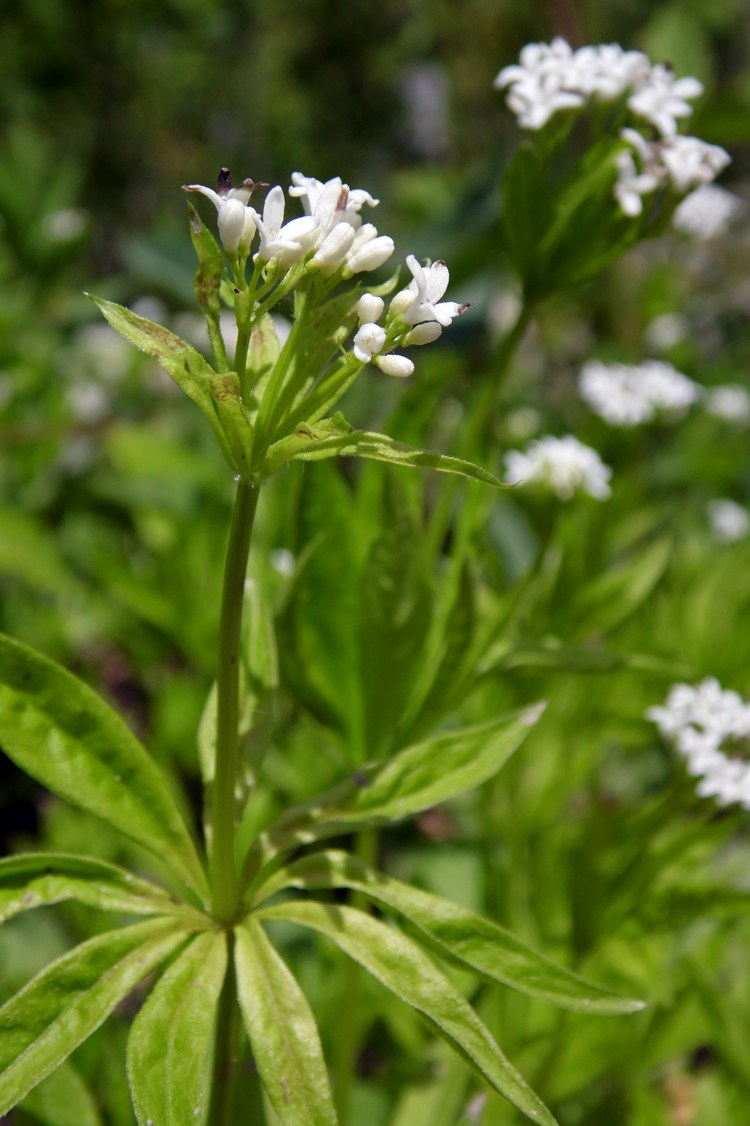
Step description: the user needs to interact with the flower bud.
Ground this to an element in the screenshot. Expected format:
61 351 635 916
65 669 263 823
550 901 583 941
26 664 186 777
346 235 395 274
405 321 443 346
375 353 414 378
217 197 250 254
353 322 387 363
312 221 356 270
389 288 413 318
357 293 385 324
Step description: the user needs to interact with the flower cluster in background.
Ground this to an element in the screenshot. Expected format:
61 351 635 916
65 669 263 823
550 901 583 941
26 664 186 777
648 679 750 810
707 499 750 543
504 434 612 500
673 183 745 239
494 38 731 220
578 359 700 427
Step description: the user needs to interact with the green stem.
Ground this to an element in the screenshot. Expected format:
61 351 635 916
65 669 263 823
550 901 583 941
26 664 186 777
210 479 261 922
207 932 247 1126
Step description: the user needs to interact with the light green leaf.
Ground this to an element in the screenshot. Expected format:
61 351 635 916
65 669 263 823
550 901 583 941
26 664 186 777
253 706 544 863
87 294 233 464
261 414 506 487
235 919 338 1126
0 853 192 924
258 851 645 1015
256 901 556 1126
0 633 209 902
18 1059 102 1126
127 930 228 1126
0 917 191 1117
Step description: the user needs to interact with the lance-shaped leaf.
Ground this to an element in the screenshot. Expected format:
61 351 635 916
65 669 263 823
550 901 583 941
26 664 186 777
18 1059 103 1126
0 634 209 902
0 917 191 1117
250 705 544 869
127 930 228 1126
87 294 233 464
260 414 507 487
235 919 338 1126
0 853 195 925
258 852 645 1015
187 202 228 370
256 901 556 1126
209 372 255 478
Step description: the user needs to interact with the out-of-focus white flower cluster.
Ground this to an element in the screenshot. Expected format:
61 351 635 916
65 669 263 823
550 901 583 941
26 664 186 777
707 499 750 543
494 39 731 220
673 183 745 239
647 679 750 810
578 359 700 426
579 361 750 430
504 434 612 500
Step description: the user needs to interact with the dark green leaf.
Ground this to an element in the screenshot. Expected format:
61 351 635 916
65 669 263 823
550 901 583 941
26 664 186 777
258 851 645 1015
187 202 228 370
0 917 191 1117
256 901 556 1126
0 853 192 924
0 633 209 902
235 919 338 1126
127 930 228 1126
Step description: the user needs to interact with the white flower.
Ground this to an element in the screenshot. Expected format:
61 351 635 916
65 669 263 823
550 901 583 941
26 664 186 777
627 64 702 136
707 499 750 543
648 679 750 810
311 222 357 272
579 359 700 426
392 255 465 327
252 186 319 265
673 183 744 238
405 321 443 346
352 323 387 364
703 384 750 426
375 353 414 378
614 150 660 216
357 293 385 324
344 225 395 274
182 169 263 254
504 435 612 500
289 173 379 237
660 135 731 193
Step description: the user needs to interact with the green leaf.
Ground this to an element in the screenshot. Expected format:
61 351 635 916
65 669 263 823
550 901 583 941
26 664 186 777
235 919 338 1126
127 930 228 1126
357 474 433 755
0 853 191 924
261 414 507 487
501 141 551 299
87 294 233 465
256 901 556 1126
0 633 209 902
209 372 255 478
258 851 645 1015
0 917 191 1117
18 1059 102 1126
187 202 228 370
254 706 544 863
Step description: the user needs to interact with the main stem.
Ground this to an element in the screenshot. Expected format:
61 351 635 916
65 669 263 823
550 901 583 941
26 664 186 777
210 478 260 921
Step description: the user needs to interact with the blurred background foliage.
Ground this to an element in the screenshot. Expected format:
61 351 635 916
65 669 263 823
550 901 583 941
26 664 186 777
2 1 750 1123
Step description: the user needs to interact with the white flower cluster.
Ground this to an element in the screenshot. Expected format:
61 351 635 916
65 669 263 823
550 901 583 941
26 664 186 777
616 129 731 217
707 499 750 543
494 39 730 219
647 679 750 810
494 39 650 130
673 183 745 239
183 169 395 274
579 359 701 427
352 255 468 377
504 435 612 500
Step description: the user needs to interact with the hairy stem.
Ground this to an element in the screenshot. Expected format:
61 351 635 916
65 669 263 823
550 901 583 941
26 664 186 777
210 479 260 921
